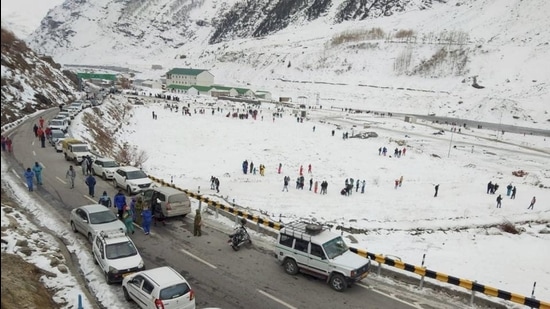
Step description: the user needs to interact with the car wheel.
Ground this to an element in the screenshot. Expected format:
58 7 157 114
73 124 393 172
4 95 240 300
92 251 98 265
70 222 77 233
126 186 132 195
283 258 299 275
113 179 118 188
123 287 132 302
87 233 94 243
329 273 347 292
105 272 112 285
102 172 107 180
64 153 69 161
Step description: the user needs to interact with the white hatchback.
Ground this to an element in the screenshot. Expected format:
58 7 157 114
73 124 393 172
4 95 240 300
122 266 196 309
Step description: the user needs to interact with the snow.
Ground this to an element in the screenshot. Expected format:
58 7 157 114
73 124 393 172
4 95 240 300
1 92 549 309
0 0 63 38
0 0 549 307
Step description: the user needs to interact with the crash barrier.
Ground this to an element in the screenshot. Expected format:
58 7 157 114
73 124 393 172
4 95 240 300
148 176 549 309
350 248 549 309
148 176 284 231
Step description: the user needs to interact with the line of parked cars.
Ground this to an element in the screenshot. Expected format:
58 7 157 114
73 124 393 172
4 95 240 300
48 98 196 308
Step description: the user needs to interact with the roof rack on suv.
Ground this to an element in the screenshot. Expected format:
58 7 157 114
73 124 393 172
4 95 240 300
282 221 328 240
98 228 126 239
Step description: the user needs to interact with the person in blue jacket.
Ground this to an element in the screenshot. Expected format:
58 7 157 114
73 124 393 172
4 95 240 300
32 162 43 185
85 174 97 197
113 190 126 220
24 168 34 192
141 206 152 235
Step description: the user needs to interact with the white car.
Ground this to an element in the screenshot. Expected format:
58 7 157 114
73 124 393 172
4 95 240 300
92 157 120 180
48 119 69 133
113 166 153 194
92 229 145 284
48 129 67 146
70 204 127 243
122 266 196 309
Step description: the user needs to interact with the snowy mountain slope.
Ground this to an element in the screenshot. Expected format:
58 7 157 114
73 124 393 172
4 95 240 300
26 0 550 129
0 28 77 126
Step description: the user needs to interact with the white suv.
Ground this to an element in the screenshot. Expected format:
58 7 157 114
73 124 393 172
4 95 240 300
92 229 145 284
113 166 153 194
122 266 196 309
275 221 370 292
92 157 120 180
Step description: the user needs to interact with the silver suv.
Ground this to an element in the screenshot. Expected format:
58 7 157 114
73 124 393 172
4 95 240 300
275 221 370 292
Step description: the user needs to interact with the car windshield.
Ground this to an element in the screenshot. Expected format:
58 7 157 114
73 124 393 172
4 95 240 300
51 131 65 139
126 170 147 179
160 283 191 300
102 161 119 168
72 146 88 152
322 236 349 259
105 241 138 259
89 210 118 224
50 120 63 126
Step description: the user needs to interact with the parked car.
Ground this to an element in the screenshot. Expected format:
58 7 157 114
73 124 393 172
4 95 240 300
92 157 120 180
275 221 370 292
122 266 195 309
48 129 67 146
48 119 69 133
140 187 191 218
57 111 72 123
92 229 145 284
54 139 64 152
113 166 153 194
70 204 127 243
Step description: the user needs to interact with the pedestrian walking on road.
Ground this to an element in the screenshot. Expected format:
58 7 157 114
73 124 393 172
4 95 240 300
66 165 76 189
123 205 135 234
527 196 536 210
32 162 43 185
194 209 202 236
98 191 112 207
85 174 97 197
141 206 152 235
24 168 34 192
114 190 126 220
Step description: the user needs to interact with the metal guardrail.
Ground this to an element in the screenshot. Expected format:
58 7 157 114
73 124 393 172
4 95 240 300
348 249 549 308
148 175 549 309
148 176 284 230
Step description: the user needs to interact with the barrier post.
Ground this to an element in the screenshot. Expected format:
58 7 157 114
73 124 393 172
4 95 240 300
530 281 537 309
215 206 219 219
470 280 476 305
78 294 83 309
198 186 201 211
170 175 173 184
419 253 426 289
377 261 382 276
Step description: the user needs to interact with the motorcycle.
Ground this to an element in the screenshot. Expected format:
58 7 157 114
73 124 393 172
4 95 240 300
228 219 251 251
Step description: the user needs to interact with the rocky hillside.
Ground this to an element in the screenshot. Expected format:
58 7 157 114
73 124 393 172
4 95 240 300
1 28 77 127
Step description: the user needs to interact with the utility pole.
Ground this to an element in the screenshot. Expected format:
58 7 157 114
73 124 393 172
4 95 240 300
447 130 454 158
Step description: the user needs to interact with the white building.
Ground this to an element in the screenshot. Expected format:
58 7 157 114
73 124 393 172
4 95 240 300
166 68 214 87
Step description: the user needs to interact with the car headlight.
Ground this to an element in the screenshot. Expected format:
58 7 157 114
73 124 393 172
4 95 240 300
138 260 144 268
109 266 119 274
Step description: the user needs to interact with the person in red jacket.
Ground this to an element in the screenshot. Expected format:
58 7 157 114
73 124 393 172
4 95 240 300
5 137 12 153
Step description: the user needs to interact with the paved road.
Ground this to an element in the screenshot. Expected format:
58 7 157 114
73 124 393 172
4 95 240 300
3 108 465 309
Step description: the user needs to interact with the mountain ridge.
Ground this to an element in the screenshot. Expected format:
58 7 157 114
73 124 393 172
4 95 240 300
23 0 550 129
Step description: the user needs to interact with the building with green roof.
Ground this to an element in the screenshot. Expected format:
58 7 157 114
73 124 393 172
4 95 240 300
166 68 214 87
